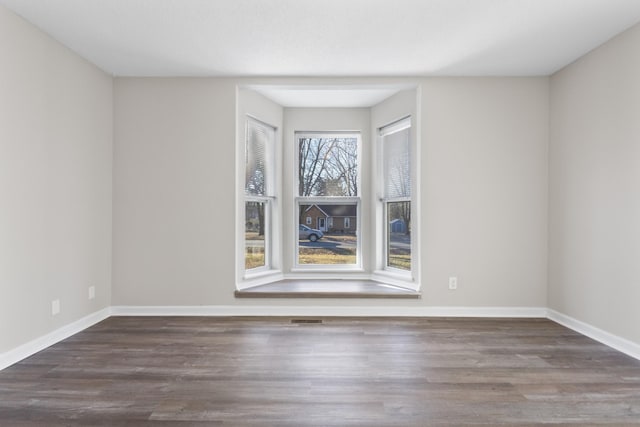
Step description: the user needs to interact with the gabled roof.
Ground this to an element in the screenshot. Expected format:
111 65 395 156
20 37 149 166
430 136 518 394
304 204 356 217
303 204 329 218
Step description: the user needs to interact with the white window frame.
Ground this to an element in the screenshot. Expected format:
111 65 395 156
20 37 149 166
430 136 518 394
243 116 278 279
293 132 362 271
376 116 415 281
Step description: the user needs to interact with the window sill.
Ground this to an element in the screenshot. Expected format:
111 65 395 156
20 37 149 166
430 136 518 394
372 269 416 290
234 279 421 299
240 270 284 289
289 267 365 274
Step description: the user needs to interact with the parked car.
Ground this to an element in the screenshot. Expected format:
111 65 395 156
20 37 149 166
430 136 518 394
299 224 323 242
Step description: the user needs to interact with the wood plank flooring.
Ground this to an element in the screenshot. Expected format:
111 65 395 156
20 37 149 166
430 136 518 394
1 317 640 426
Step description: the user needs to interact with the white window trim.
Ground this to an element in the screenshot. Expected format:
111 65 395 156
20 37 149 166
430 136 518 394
293 131 363 272
373 116 417 286
239 115 282 286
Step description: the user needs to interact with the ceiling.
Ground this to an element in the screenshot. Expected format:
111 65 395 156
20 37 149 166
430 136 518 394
246 85 415 108
2 0 640 78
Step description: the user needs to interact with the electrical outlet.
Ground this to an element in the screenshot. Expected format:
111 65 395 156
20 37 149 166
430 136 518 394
448 277 458 290
51 299 60 315
88 286 95 300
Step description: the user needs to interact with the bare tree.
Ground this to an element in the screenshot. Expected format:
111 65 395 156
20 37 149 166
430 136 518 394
385 140 411 235
297 136 359 229
244 201 266 237
325 141 358 196
389 201 411 236
298 137 357 197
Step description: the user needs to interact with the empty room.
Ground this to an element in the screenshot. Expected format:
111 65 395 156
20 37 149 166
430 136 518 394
1 0 640 425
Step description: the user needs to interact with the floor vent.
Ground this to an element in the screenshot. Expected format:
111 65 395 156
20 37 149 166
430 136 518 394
291 319 323 324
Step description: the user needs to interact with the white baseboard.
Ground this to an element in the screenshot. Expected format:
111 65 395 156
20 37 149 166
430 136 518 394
547 309 640 361
419 306 547 318
110 305 547 318
0 307 111 371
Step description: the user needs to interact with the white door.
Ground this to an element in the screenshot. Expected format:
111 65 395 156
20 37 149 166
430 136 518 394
318 217 326 231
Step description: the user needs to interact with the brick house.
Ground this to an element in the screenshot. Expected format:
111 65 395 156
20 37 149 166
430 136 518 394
301 204 357 234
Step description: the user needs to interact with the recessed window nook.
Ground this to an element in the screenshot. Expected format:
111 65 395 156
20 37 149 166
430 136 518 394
236 85 420 297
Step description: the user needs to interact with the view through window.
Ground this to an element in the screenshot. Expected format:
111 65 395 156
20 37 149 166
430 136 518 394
244 118 275 271
296 133 359 266
380 118 411 271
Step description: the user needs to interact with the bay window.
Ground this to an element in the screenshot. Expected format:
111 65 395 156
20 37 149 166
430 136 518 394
244 117 276 273
295 133 360 268
237 86 419 293
379 117 412 273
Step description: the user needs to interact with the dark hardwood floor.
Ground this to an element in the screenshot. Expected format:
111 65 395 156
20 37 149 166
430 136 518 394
1 316 640 426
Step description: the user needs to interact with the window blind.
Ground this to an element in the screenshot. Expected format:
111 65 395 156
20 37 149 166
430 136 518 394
245 118 274 196
382 122 411 199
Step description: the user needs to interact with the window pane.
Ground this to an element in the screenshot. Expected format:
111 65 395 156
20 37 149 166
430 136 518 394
245 201 266 270
387 201 411 270
246 119 274 196
298 136 358 197
298 203 357 265
383 127 411 198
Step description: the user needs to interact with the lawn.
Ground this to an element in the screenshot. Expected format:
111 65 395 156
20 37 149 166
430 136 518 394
388 253 411 270
246 233 363 267
245 231 266 269
298 247 356 265
245 251 265 270
298 233 357 265
388 232 411 270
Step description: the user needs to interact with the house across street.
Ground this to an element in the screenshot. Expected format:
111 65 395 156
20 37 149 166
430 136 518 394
301 204 357 234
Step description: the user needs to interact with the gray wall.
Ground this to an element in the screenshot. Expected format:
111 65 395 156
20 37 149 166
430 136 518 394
113 78 236 305
112 77 549 309
0 7 113 353
549 24 640 344
421 78 549 307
